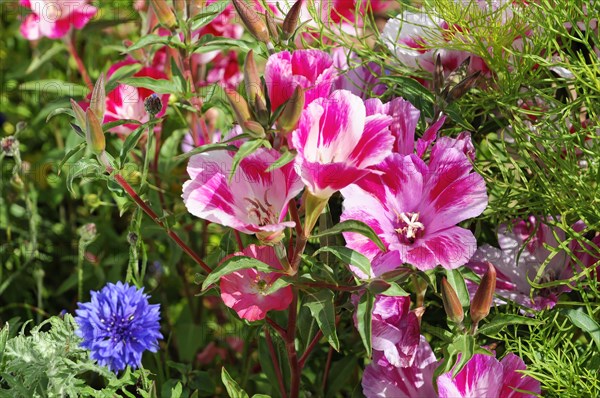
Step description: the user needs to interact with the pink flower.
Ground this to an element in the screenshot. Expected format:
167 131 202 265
332 48 386 99
467 217 598 310
204 51 243 90
341 141 488 270
220 245 293 321
370 295 421 368
437 353 540 398
362 336 439 398
265 50 338 112
102 60 169 134
20 0 97 40
292 89 394 199
182 148 304 243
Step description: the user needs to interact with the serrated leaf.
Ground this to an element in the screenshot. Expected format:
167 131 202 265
304 290 339 351
356 292 374 357
266 148 297 172
445 268 470 308
229 139 266 182
313 246 371 279
202 256 276 291
311 220 386 252
478 314 542 336
120 77 178 95
564 309 600 350
221 367 250 398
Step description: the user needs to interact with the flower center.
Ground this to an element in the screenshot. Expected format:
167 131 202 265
102 313 135 343
395 211 425 244
252 275 271 296
245 192 276 227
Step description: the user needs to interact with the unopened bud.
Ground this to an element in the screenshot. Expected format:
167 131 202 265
244 50 264 108
70 99 87 128
85 108 106 155
226 89 252 126
231 0 270 43
282 0 303 39
90 73 106 123
144 94 162 117
127 231 138 245
10 174 24 191
78 223 97 242
243 120 266 138
265 10 279 41
441 277 464 324
151 0 177 29
470 262 496 327
173 0 187 19
277 86 305 132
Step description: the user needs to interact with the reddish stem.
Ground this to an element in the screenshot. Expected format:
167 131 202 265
286 289 300 398
265 327 288 398
233 230 244 251
322 346 334 393
112 173 211 274
65 33 93 90
298 329 323 368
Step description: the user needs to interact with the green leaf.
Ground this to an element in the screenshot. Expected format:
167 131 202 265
126 34 169 52
356 292 374 357
189 9 221 31
313 246 371 279
119 77 179 95
325 355 358 397
564 309 600 350
229 139 267 182
170 57 187 95
173 142 238 163
0 322 9 366
46 107 74 123
380 281 409 297
103 119 143 132
19 80 88 97
119 124 148 166
169 382 183 398
304 290 340 351
202 256 275 291
445 268 470 308
311 220 386 252
105 63 142 93
264 277 293 295
450 334 476 377
221 368 250 398
57 142 86 174
478 314 542 337
266 148 296 171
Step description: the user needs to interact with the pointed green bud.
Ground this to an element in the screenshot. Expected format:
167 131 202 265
265 10 279 42
70 99 87 128
151 0 177 29
225 89 252 126
89 73 106 123
231 0 270 44
303 190 329 238
244 50 264 109
441 277 464 324
85 108 106 155
278 86 305 133
470 262 496 328
282 0 303 40
243 120 266 138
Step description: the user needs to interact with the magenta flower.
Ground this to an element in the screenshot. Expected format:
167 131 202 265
204 51 243 90
265 50 337 112
292 89 394 199
467 217 595 310
341 141 488 270
182 148 304 243
437 353 541 398
20 0 97 40
220 245 293 322
362 336 439 398
370 295 421 368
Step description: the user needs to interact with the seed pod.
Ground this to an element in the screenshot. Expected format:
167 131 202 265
470 262 497 326
244 50 264 109
441 277 464 324
265 10 279 41
225 89 252 127
277 86 305 133
144 94 163 117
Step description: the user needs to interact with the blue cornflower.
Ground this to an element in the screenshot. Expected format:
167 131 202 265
74 282 162 373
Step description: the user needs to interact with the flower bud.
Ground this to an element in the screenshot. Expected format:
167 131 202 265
441 277 464 324
282 0 303 40
85 108 106 155
78 223 97 243
277 86 305 133
173 0 187 19
231 0 269 44
70 98 87 128
265 10 279 41
151 0 177 29
243 120 266 138
244 50 264 108
144 94 162 117
1 135 18 156
225 89 252 126
90 73 106 123
470 262 496 326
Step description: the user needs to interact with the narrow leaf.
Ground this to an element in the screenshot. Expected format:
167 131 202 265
304 290 340 351
229 139 266 182
478 314 542 336
266 148 296 171
564 309 600 350
445 268 470 308
313 246 371 279
221 367 250 398
202 256 275 291
356 292 374 357
119 123 148 166
174 142 238 163
120 77 178 94
311 220 386 252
